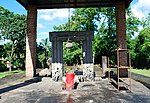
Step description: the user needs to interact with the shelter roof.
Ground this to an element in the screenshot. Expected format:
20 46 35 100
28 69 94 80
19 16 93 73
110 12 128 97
16 0 133 9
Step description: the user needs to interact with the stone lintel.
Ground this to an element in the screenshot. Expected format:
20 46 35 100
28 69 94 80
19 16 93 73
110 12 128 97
57 36 86 42
49 31 94 42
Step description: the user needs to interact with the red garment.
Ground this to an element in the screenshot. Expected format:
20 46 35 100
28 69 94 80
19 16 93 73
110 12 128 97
65 73 75 89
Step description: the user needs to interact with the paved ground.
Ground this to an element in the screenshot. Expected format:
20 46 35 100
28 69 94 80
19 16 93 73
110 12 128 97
0 77 150 103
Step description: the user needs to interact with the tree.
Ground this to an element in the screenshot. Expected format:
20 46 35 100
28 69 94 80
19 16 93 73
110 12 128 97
84 8 118 64
54 7 148 67
126 8 141 66
141 13 150 28
134 27 150 68
126 10 150 68
63 42 82 65
54 8 118 65
40 38 52 60
0 6 26 70
54 8 98 65
37 38 52 68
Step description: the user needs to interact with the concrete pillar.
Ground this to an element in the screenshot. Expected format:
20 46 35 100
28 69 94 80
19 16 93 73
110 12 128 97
26 5 37 77
82 37 94 81
115 1 128 77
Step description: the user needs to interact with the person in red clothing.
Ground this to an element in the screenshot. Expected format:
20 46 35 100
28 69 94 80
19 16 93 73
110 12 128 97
65 72 75 89
62 70 79 89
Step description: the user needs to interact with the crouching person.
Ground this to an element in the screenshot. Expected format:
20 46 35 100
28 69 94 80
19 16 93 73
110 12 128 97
62 72 79 90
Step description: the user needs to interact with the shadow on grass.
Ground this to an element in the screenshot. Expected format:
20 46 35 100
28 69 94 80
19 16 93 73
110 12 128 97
0 77 42 94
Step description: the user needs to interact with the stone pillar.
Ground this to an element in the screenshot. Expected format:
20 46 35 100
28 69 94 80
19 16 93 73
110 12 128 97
115 1 128 77
26 5 37 77
52 39 63 81
82 36 94 81
102 56 107 75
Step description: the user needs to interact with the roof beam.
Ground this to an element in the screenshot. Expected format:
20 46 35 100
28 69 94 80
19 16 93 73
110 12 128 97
16 0 133 9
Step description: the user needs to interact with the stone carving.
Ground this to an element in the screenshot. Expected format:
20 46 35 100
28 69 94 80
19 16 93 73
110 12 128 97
52 63 63 81
39 68 51 77
83 64 94 81
39 58 53 77
47 58 52 76
49 31 94 81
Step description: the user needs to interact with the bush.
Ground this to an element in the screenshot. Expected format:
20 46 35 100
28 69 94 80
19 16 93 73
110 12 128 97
0 61 7 72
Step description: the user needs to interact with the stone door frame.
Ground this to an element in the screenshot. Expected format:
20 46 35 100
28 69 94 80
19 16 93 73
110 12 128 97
49 31 94 81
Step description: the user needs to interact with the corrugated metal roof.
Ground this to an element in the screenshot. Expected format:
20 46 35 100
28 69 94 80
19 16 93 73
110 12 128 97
16 0 133 9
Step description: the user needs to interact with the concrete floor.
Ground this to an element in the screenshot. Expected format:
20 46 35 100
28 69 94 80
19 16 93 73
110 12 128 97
0 77 150 103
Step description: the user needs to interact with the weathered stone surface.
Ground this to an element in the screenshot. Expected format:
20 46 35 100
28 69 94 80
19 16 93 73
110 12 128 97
83 64 94 81
47 58 52 75
50 31 94 81
39 68 51 77
26 5 37 77
115 1 128 77
52 63 63 81
0 78 150 103
102 56 107 75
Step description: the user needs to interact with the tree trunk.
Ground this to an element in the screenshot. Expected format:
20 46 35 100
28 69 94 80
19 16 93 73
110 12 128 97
9 66 12 72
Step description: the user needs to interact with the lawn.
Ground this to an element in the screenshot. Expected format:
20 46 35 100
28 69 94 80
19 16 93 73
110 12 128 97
132 69 150 77
108 68 150 77
0 69 25 79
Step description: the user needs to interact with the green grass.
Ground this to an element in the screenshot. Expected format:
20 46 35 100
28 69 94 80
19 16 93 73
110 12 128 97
0 70 25 79
108 68 150 77
132 69 150 77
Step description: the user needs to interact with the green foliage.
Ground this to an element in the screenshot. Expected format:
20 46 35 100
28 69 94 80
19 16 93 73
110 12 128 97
0 45 4 58
0 60 7 71
54 7 144 66
0 5 149 69
126 8 141 38
0 6 26 70
134 27 150 68
54 8 99 65
54 8 97 31
126 8 141 67
37 38 52 68
63 42 82 65
141 13 150 28
92 8 117 64
38 53 45 68
54 8 118 65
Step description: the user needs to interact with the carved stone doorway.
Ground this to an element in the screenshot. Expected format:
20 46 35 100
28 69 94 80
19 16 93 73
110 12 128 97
49 31 94 81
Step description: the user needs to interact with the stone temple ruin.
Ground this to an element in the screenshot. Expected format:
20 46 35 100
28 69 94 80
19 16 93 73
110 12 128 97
16 0 133 81
49 31 94 81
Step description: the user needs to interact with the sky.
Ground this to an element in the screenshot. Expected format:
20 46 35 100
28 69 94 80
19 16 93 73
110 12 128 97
0 0 150 43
